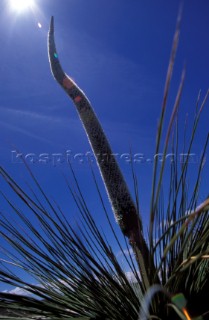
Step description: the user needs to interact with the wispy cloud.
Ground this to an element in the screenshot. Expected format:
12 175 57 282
60 25 157 100
3 286 33 296
117 247 134 257
0 106 82 149
0 119 53 145
125 270 141 282
0 106 71 125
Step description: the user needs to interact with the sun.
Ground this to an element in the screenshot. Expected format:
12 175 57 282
9 0 35 13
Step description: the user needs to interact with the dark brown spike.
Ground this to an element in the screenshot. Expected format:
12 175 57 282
48 17 152 288
48 16 65 85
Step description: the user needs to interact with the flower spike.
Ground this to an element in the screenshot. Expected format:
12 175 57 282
48 17 152 287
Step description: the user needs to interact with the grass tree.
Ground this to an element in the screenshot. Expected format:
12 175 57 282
0 10 208 320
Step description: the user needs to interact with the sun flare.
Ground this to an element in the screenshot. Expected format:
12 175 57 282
10 0 35 13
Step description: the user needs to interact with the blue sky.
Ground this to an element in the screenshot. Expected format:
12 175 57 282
0 0 208 292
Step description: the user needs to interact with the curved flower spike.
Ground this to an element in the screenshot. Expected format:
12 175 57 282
48 17 151 285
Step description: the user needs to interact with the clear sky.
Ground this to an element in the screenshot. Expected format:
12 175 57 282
0 0 208 293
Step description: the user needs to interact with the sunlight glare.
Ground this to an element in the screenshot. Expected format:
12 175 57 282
10 0 35 13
